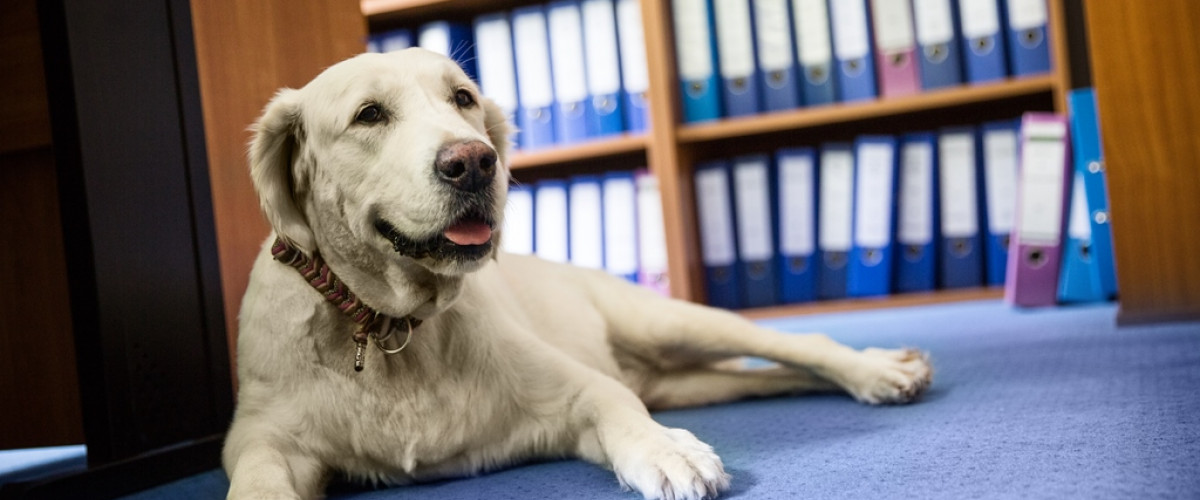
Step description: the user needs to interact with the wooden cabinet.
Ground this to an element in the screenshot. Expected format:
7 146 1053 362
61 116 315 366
1084 0 1200 324
357 0 1076 317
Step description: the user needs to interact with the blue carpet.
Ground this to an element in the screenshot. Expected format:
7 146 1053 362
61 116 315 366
121 300 1200 499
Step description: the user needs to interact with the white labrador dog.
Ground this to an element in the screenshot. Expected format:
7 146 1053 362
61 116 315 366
224 48 932 500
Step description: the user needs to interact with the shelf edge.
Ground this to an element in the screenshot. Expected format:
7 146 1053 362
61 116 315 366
737 288 1006 321
678 76 1057 144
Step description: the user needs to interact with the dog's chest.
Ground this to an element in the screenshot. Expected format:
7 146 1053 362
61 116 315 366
315 347 548 481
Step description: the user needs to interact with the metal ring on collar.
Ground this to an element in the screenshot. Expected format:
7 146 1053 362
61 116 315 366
373 316 414 355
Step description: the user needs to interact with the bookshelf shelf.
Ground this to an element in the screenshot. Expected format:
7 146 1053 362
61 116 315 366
738 288 1005 321
510 134 648 170
362 0 441 17
677 76 1057 144
363 0 540 23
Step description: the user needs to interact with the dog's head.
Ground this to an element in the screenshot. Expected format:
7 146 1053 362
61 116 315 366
249 48 512 276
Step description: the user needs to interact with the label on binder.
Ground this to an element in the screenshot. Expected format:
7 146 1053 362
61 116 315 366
831 0 871 60
570 182 605 269
714 0 756 79
1006 0 1047 30
794 0 833 65
583 0 623 95
617 0 650 93
603 177 639 275
1017 121 1068 245
734 162 773 261
780 154 816 255
503 188 534 254
898 142 933 245
696 169 738 266
1067 173 1091 240
755 0 794 72
820 150 855 252
940 132 980 238
872 0 917 52
959 0 1000 39
674 0 716 81
419 24 451 55
550 6 589 103
855 143 895 248
475 18 518 113
513 13 554 108
984 128 1019 235
914 0 955 46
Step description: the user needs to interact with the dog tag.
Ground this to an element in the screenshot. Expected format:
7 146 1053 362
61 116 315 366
354 340 367 372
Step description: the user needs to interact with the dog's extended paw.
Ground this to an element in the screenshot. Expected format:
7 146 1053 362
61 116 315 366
226 484 303 500
612 427 731 500
841 348 933 405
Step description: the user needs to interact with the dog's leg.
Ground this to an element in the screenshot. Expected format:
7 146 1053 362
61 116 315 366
639 363 842 410
224 422 326 500
594 283 932 405
562 371 731 500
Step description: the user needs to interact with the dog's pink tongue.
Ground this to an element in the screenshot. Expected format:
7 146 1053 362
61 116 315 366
444 220 492 245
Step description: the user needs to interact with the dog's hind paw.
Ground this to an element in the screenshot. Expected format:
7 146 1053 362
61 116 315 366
842 348 934 405
613 427 731 500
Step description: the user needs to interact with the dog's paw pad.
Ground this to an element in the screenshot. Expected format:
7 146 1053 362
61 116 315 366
613 428 730 500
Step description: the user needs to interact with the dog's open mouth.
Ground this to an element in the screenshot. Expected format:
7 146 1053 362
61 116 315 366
374 212 495 262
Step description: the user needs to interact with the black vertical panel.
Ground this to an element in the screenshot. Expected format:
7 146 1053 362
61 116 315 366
37 0 232 472
1064 0 1093 89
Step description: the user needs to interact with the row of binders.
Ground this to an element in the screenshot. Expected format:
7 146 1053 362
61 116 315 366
694 88 1116 309
502 170 671 295
673 0 1054 122
368 0 651 151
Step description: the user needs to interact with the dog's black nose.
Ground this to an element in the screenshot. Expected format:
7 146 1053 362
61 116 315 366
435 140 497 192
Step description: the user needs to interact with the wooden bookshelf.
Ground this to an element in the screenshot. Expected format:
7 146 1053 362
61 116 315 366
351 0 1079 316
511 134 648 170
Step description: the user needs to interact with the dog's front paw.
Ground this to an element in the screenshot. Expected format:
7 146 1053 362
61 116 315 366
227 482 303 500
612 427 730 500
842 348 933 405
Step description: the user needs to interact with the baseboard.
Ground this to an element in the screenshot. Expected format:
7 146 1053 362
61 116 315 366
0 434 224 500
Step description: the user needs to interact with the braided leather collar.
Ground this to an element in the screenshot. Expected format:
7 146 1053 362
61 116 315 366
271 237 421 371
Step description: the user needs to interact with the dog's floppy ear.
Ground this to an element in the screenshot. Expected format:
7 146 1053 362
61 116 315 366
480 96 513 260
249 88 316 254
481 96 513 171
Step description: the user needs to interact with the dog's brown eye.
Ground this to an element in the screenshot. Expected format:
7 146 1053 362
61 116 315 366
356 104 384 124
454 89 476 108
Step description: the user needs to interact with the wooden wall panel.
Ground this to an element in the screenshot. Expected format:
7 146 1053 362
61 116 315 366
189 1 367 365
1084 0 1200 323
0 0 83 450
0 0 52 154
0 149 84 449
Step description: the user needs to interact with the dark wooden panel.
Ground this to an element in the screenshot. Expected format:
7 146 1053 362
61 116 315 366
0 147 84 450
38 0 233 465
189 0 367 370
0 0 53 154
1084 0 1200 323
